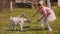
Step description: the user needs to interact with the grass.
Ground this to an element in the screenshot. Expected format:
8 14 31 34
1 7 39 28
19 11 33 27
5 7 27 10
0 7 60 34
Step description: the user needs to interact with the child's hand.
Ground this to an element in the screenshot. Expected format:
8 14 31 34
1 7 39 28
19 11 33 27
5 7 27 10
37 18 41 22
37 19 40 22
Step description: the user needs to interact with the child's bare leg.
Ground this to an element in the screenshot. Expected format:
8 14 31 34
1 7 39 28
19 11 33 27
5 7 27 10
45 20 52 31
39 19 44 27
39 15 44 27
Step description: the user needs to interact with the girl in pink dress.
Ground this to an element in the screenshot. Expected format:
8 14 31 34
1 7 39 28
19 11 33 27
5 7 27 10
32 2 56 31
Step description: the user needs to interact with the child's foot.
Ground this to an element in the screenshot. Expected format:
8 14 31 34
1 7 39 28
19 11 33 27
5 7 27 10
48 27 52 31
44 27 52 31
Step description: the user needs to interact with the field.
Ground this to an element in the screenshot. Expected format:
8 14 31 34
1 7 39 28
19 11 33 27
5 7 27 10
0 7 60 34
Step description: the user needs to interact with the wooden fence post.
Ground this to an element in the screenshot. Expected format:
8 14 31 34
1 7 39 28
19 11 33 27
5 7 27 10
10 0 13 12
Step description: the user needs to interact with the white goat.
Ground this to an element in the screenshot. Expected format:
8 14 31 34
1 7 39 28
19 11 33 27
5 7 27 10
9 13 31 31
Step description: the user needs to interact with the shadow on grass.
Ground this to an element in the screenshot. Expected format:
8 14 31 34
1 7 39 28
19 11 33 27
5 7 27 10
6 28 42 32
26 28 42 31
6 29 21 31
6 26 43 32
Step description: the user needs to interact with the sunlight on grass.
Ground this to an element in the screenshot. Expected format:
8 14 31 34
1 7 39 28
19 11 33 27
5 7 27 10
0 8 60 34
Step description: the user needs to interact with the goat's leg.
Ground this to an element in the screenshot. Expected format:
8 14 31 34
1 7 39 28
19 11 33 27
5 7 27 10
8 20 15 30
8 20 12 30
9 24 15 30
19 22 24 31
8 23 11 30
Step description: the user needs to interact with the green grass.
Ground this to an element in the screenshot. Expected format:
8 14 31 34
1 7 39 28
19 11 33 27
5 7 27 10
0 8 60 34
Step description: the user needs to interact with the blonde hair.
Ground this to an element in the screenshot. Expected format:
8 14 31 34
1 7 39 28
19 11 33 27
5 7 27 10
38 1 46 6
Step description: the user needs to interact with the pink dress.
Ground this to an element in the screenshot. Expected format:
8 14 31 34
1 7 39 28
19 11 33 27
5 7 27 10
39 7 56 22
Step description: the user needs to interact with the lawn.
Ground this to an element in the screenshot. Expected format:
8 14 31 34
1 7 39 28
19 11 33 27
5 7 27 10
0 7 60 34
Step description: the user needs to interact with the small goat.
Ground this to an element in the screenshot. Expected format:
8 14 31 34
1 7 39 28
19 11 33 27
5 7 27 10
9 13 31 31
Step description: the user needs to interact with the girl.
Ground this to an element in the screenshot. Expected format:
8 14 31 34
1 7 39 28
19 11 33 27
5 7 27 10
32 1 56 31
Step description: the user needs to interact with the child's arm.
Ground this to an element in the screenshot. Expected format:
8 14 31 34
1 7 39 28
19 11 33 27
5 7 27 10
37 14 45 22
32 9 39 17
37 9 47 22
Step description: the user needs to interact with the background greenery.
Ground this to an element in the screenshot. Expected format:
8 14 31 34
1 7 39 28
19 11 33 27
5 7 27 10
0 7 60 34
